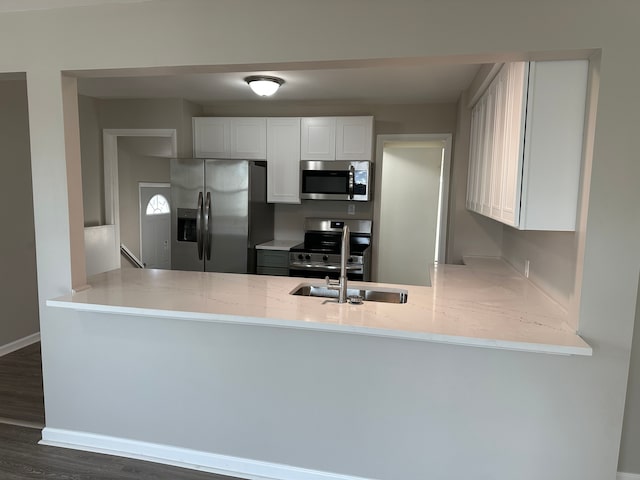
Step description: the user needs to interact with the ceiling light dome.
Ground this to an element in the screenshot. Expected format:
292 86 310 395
245 75 284 97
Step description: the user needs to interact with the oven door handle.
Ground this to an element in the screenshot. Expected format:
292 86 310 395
289 263 360 271
348 165 355 200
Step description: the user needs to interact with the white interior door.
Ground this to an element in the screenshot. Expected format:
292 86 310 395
139 183 171 269
377 145 443 286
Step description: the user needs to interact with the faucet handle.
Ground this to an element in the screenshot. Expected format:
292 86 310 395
325 276 339 286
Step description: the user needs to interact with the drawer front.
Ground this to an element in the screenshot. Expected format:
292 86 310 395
256 266 289 276
257 250 290 268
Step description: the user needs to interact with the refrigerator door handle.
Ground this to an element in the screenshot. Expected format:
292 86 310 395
204 191 212 260
196 191 204 260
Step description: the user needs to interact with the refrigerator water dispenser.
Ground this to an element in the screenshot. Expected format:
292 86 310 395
177 208 198 242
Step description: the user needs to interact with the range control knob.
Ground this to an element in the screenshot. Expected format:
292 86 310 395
297 254 304 260
348 257 353 263
305 254 311 260
322 255 329 262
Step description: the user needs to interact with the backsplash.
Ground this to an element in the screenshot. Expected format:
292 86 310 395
274 201 373 241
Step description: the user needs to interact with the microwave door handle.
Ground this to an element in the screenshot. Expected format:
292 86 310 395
348 165 355 200
196 191 204 260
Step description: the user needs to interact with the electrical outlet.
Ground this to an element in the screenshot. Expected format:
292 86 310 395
347 204 356 215
524 260 530 278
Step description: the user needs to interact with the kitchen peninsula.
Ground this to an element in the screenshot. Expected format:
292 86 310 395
41 255 592 480
48 256 590 356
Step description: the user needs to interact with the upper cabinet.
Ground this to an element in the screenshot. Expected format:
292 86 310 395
301 116 373 161
194 115 374 204
193 117 267 159
466 60 588 231
266 117 301 204
193 117 227 158
301 117 336 160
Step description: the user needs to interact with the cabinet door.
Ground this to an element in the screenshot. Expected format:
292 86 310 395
480 83 498 216
499 62 528 227
519 60 587 231
336 116 373 160
229 117 266 159
466 104 482 212
257 249 290 268
470 96 487 214
473 95 490 215
301 117 336 160
489 66 507 220
266 117 301 203
193 117 228 158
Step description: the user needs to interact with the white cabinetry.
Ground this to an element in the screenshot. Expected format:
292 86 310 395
466 60 588 230
266 117 301 204
336 116 374 160
193 117 227 158
193 117 266 159
301 117 337 160
301 116 373 161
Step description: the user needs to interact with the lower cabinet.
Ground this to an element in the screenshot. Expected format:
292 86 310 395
256 250 289 276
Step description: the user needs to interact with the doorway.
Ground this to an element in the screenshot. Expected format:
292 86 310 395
372 134 452 286
139 183 171 269
85 129 177 275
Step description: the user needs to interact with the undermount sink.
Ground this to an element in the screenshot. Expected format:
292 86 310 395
289 283 408 304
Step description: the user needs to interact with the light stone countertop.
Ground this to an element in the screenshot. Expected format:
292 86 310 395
47 257 592 356
255 240 301 250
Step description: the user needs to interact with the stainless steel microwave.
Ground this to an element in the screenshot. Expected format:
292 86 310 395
300 161 372 201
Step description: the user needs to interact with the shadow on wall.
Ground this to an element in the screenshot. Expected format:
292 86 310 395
0 74 40 347
618 271 640 474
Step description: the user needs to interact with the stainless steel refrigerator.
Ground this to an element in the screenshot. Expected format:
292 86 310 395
170 159 274 273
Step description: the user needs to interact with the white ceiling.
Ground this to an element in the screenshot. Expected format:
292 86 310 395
77 61 483 105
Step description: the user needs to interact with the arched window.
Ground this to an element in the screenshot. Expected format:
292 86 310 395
145 194 170 215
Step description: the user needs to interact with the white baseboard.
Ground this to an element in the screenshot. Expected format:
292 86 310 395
40 427 374 480
618 473 640 480
0 332 40 357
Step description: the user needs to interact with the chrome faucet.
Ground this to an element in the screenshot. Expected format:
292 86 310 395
326 225 350 303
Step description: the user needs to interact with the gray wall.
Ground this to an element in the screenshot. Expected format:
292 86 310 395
98 98 202 158
79 97 203 227
2 1 639 479
0 78 39 347
619 278 640 474
502 229 578 311
40 306 620 480
78 95 103 226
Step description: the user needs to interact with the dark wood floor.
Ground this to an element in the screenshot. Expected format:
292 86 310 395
0 343 45 427
0 423 238 479
0 343 242 479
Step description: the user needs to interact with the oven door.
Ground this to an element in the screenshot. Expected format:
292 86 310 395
300 161 370 201
289 263 364 281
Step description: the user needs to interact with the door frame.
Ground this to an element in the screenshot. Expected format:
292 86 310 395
138 182 171 267
103 129 177 266
372 133 452 282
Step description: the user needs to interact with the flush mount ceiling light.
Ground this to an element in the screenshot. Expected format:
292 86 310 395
245 75 285 97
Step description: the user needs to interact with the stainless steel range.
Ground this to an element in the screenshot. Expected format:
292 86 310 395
289 218 372 281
